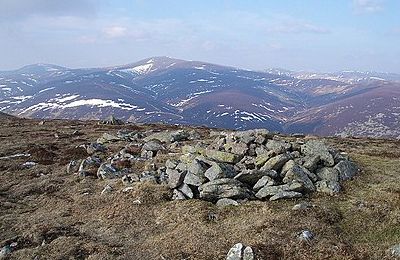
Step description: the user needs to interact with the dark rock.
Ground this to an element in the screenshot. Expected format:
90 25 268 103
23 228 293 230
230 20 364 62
283 166 315 193
205 162 236 181
334 160 359 181
199 178 253 201
86 142 106 155
316 167 339 182
97 163 123 179
234 169 278 186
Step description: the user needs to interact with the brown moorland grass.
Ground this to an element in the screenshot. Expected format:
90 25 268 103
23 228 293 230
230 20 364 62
0 117 399 259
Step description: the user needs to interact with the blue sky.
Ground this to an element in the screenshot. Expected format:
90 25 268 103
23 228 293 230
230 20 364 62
0 0 399 72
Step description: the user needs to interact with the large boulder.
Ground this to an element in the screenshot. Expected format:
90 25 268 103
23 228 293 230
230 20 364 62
224 142 249 156
255 182 303 199
199 178 253 201
234 169 278 186
205 149 240 164
167 168 186 189
204 162 237 181
266 140 291 154
255 150 276 167
260 153 292 172
283 166 316 193
334 160 359 180
301 140 334 166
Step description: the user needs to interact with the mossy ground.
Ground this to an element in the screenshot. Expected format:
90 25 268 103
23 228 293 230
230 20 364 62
0 118 399 259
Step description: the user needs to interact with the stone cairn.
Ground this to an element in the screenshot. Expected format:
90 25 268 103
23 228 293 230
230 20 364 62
67 128 360 204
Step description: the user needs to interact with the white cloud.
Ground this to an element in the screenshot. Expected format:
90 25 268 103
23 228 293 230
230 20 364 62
103 26 128 38
353 0 384 14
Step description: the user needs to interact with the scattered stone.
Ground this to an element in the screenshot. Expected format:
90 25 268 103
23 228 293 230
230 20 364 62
86 142 106 155
292 202 313 210
142 139 165 152
205 162 236 181
226 243 243 260
388 244 400 258
101 184 113 195
171 130 190 142
266 139 291 154
315 180 341 195
224 142 248 156
199 178 253 201
98 133 121 143
216 198 239 207
255 150 276 167
66 160 81 174
298 230 315 243
22 161 37 168
78 156 102 177
226 243 254 260
97 163 122 179
0 245 12 259
243 246 254 260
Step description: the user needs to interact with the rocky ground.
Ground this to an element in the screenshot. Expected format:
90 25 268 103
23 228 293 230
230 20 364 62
0 116 400 259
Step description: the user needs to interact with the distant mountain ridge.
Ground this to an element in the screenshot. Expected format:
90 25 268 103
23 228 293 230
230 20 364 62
0 57 399 139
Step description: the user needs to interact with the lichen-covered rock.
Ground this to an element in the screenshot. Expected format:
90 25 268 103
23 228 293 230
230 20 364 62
252 176 276 191
199 178 253 201
255 150 276 167
177 183 194 199
226 243 243 260
224 142 249 156
266 139 291 154
205 149 240 163
301 140 334 166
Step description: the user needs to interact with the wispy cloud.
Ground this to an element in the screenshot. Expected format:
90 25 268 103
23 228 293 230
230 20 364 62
103 26 128 39
353 0 384 14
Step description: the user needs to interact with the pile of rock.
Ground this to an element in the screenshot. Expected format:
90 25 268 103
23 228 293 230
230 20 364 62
166 129 360 203
66 128 360 203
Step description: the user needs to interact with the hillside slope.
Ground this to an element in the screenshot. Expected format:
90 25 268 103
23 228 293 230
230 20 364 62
0 118 399 259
